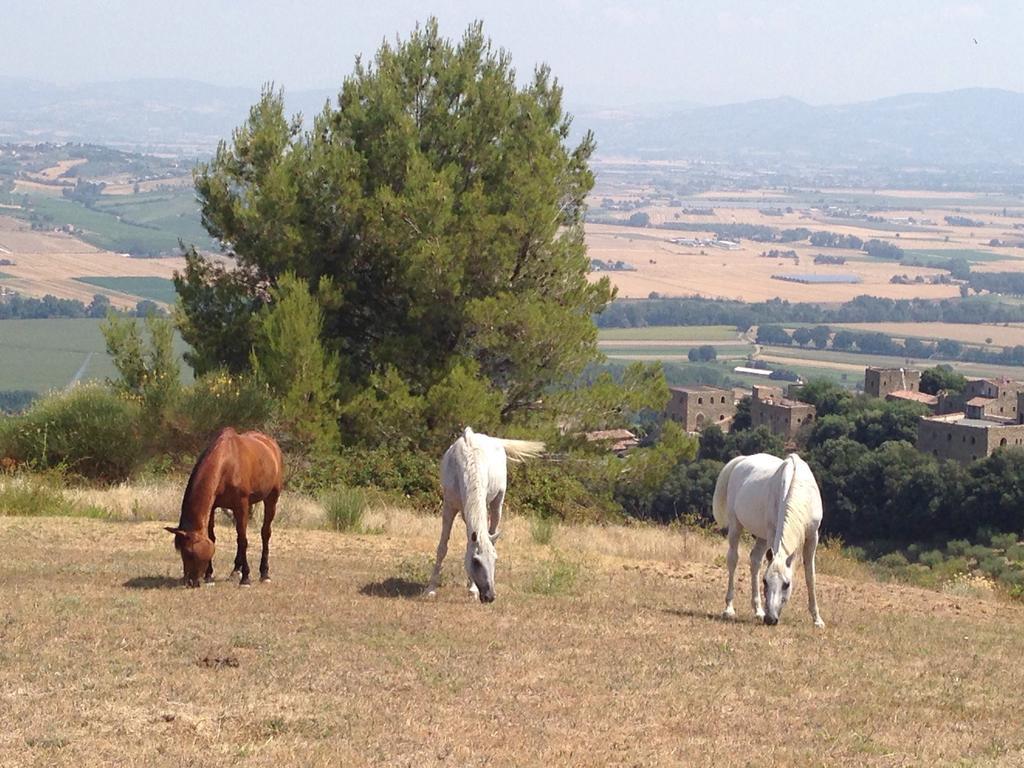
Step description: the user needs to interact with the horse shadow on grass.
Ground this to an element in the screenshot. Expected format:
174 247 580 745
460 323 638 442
661 607 735 624
123 575 181 590
359 578 426 599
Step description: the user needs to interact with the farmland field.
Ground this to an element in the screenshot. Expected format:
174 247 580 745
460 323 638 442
597 325 738 342
0 215 186 308
0 319 192 392
74 276 178 305
2 496 1023 767
585 175 1024 303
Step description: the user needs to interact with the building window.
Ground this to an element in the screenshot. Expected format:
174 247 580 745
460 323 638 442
698 397 703 404
721 396 726 404
1001 438 1008 447
971 436 976 445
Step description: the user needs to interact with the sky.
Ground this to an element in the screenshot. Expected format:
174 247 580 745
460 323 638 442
4 0 1023 107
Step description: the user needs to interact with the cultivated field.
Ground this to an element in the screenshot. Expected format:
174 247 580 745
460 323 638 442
2 488 1023 767
586 182 1024 303
831 322 1024 348
0 215 185 309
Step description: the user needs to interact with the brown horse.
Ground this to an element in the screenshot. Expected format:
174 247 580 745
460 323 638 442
165 428 284 587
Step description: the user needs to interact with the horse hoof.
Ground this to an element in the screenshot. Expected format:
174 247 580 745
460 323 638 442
722 609 737 620
231 570 241 579
239 579 252 587
204 580 216 587
260 576 271 583
814 619 826 629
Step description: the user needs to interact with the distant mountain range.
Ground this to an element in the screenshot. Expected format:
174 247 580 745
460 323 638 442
1 77 1022 168
574 88 1024 167
0 77 335 153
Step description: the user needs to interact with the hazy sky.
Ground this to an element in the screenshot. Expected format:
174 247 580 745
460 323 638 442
5 0 1022 106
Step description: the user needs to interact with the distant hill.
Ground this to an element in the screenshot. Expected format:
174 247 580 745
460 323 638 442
574 88 1024 167
0 77 335 154
2 78 1023 168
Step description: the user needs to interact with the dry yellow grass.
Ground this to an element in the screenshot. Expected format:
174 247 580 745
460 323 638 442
585 223 962 302
2 482 1024 766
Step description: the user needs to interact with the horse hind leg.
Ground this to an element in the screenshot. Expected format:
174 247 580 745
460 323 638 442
723 523 741 619
749 537 769 620
259 491 278 583
803 529 825 628
233 500 252 586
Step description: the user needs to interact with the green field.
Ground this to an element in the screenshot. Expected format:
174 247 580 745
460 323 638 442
902 248 1012 265
9 189 217 256
74 276 178 305
0 319 192 392
0 271 11 279
597 325 738 341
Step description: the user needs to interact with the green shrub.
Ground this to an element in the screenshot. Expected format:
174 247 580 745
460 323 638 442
844 546 867 562
1000 569 1024 589
946 539 971 557
525 551 583 596
0 384 142 480
906 543 922 562
980 556 1007 578
1006 543 1024 563
876 552 909 569
966 544 995 561
975 526 998 546
990 532 1019 550
169 372 274 454
0 478 74 517
529 515 557 546
322 486 368 533
918 549 945 568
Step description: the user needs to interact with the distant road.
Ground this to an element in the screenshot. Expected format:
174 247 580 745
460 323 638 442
68 352 94 387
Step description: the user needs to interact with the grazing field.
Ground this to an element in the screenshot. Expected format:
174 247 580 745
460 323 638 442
0 215 186 308
1 494 1023 767
0 319 192 392
597 325 739 342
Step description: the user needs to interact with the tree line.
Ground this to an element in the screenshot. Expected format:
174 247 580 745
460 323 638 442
0 293 163 320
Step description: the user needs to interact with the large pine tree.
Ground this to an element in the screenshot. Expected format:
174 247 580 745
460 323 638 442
178 19 614 432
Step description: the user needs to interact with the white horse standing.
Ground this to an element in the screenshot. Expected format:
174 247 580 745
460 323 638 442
712 453 825 627
426 427 545 603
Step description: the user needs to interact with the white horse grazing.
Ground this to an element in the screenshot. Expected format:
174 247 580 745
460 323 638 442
712 453 825 627
426 427 545 603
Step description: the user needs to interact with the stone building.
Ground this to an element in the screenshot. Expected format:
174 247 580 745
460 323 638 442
917 413 1024 464
864 367 922 399
749 386 816 439
665 386 735 432
961 378 1024 422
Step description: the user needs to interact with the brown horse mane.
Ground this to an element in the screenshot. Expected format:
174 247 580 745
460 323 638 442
176 427 236 533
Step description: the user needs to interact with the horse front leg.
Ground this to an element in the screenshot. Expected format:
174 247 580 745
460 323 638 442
233 500 252 586
749 537 769 620
259 491 278 583
203 505 218 585
426 498 457 597
803 529 825 628
723 524 741 619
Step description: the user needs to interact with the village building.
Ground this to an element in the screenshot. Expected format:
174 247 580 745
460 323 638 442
864 367 922 399
917 413 1024 463
749 385 815 439
885 389 939 410
665 386 736 432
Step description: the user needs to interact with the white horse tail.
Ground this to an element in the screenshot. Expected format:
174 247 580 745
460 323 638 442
463 426 476 446
495 438 546 463
712 455 747 529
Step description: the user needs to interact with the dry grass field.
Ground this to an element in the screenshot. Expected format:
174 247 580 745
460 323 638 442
2 482 1024 767
585 223 962 303
586 186 1024 302
0 215 185 308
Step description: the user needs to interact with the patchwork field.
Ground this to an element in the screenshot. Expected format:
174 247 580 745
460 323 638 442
586 183 1024 303
1 496 1023 767
0 215 185 309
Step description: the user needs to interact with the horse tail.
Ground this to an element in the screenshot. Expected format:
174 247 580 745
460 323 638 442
495 438 546 463
712 455 746 529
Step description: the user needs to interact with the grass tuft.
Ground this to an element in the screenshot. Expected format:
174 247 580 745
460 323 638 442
529 515 557 546
322 486 367 533
525 551 583 596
